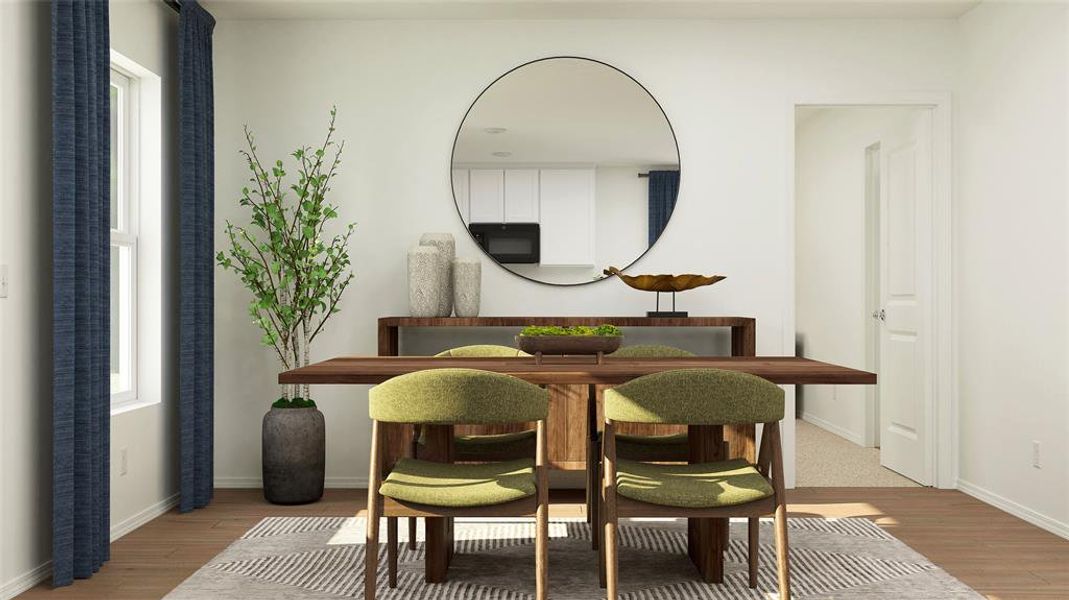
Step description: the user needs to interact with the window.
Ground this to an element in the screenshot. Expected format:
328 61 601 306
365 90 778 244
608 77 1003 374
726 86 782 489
110 65 139 406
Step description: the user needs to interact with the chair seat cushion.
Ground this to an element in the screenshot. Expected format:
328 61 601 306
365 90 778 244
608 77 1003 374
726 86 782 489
617 432 689 462
380 458 536 508
455 430 536 459
615 458 774 508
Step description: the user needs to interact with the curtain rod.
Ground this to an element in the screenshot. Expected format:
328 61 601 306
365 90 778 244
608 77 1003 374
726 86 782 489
163 0 180 13
638 173 649 178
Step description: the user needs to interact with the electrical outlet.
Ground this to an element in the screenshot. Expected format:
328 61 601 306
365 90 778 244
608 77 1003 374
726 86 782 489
120 447 129 476
0 264 8 298
1032 441 1041 469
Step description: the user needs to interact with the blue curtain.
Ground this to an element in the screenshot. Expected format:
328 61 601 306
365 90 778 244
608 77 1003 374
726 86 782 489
179 0 216 513
647 170 680 246
51 0 110 586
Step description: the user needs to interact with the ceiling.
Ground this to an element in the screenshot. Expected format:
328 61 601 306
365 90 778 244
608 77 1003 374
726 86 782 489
202 0 981 21
452 58 679 166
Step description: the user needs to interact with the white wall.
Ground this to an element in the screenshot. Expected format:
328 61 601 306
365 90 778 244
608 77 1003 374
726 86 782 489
795 107 926 447
0 1 179 595
955 3 1069 536
212 17 958 490
0 1 53 594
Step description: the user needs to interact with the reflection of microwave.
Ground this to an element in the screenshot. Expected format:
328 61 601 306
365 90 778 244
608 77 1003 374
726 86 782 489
469 223 540 264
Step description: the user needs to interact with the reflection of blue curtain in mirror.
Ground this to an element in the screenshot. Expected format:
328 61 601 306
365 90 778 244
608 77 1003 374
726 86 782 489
647 170 680 246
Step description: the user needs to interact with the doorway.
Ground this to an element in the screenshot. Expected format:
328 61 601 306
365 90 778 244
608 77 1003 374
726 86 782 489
793 105 937 487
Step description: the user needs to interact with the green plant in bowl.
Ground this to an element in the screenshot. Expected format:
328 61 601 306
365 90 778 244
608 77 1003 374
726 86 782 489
520 324 622 337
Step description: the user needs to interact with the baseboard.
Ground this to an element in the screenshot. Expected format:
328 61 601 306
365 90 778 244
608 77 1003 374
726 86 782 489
214 476 369 489
958 478 1069 541
1 560 51 600
800 413 867 447
111 493 180 542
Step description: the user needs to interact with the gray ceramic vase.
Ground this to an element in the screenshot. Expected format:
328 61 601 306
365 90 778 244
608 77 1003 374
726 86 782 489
262 406 325 505
408 245 441 317
419 232 455 317
453 258 481 317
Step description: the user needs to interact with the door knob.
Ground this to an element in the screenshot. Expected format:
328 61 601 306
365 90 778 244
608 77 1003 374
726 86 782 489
879 309 886 322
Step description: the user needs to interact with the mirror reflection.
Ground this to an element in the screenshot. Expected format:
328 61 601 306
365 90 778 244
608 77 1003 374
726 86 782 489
452 57 680 286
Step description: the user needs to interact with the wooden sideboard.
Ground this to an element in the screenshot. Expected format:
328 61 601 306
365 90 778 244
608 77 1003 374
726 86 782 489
377 316 757 469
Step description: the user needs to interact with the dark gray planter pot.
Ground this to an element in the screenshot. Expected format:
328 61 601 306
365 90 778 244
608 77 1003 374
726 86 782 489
262 406 325 505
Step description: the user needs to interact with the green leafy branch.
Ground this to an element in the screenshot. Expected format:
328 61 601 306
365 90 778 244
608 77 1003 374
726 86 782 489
217 107 355 404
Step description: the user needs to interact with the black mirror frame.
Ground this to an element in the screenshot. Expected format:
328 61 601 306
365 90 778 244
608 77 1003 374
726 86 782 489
449 56 682 287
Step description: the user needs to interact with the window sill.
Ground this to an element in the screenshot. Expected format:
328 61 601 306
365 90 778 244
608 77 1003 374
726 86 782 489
111 396 160 417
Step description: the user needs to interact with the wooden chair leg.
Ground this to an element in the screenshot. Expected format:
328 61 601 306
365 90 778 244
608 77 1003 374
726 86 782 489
365 421 383 600
603 421 619 599
535 419 549 600
603 503 618 597
365 513 380 599
768 421 791 600
387 517 398 588
774 504 790 599
748 517 759 589
536 486 549 600
408 517 418 552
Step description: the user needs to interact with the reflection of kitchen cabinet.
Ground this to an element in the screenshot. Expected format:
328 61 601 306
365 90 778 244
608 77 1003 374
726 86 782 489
452 169 470 221
468 169 504 222
504 169 539 222
467 169 540 224
539 169 596 266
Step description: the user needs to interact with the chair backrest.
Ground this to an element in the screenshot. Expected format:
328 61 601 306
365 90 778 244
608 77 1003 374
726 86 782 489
434 345 530 358
611 344 695 358
369 368 548 424
604 368 783 425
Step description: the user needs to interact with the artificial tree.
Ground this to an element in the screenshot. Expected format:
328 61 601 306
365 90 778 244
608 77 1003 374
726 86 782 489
217 107 355 407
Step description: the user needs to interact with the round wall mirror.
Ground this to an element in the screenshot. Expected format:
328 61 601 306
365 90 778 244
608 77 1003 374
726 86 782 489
451 57 680 286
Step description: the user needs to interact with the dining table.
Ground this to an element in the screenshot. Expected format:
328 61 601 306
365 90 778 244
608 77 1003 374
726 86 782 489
279 354 876 584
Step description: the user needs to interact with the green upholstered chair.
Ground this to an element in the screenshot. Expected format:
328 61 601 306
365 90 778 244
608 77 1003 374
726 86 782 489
587 345 695 548
433 345 535 462
365 368 550 599
396 345 536 556
598 369 791 599
610 344 699 358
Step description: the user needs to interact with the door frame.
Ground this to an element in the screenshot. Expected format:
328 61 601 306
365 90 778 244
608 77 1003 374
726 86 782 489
783 93 956 489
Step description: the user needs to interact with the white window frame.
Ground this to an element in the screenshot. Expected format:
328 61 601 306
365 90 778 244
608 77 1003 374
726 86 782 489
110 65 140 409
109 50 162 416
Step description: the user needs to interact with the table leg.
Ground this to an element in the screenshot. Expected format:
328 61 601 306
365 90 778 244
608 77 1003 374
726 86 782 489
420 424 455 583
688 424 727 583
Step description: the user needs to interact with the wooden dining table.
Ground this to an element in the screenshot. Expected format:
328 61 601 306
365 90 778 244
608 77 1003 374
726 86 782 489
279 355 875 585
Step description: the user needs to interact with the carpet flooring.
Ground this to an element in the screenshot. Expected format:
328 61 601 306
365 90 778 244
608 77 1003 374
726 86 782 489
795 419 920 487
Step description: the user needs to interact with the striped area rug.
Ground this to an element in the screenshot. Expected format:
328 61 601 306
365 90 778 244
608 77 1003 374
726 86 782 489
166 517 981 599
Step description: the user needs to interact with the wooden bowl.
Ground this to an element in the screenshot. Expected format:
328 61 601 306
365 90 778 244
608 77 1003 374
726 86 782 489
516 335 623 356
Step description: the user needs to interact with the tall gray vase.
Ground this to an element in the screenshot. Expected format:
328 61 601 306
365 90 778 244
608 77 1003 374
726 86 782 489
262 407 325 505
408 246 441 317
419 233 455 317
453 258 481 317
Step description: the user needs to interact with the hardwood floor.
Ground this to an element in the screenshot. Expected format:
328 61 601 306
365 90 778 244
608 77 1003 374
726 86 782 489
16 487 1069 599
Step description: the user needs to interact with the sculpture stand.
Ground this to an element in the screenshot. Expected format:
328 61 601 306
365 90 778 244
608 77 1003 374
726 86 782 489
647 291 688 318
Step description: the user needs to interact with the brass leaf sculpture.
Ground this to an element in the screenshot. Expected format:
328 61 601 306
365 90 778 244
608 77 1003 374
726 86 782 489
603 266 726 292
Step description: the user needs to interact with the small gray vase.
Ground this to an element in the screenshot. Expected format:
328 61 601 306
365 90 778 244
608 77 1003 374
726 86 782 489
262 406 325 505
453 258 481 317
419 233 455 317
408 246 441 317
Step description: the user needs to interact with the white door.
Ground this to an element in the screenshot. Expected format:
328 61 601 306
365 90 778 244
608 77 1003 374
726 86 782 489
468 169 504 222
877 110 933 485
504 169 539 222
